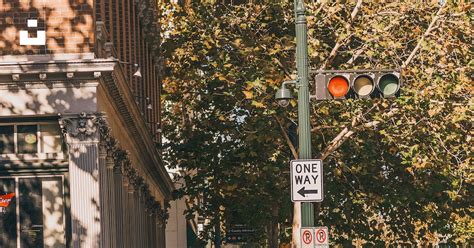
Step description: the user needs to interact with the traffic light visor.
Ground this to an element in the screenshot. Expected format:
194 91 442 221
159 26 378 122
378 74 399 96
328 76 349 98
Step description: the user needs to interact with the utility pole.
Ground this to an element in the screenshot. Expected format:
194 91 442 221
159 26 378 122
293 0 314 247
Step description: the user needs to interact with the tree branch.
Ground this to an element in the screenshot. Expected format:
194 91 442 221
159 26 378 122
274 116 299 159
272 57 293 78
318 108 398 160
402 2 447 68
346 21 398 65
319 0 362 70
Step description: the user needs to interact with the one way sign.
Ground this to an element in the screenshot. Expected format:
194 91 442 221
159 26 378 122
291 159 323 202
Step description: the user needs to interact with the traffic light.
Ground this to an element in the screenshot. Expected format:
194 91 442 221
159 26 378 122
313 69 401 100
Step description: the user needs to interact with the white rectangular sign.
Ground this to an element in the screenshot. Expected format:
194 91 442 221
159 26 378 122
314 226 329 247
291 159 323 202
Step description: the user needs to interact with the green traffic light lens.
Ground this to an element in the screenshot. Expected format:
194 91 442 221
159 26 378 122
378 74 399 96
353 75 374 97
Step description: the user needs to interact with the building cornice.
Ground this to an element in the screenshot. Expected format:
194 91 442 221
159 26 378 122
0 59 115 74
0 53 95 63
0 58 116 83
100 66 174 199
95 21 174 199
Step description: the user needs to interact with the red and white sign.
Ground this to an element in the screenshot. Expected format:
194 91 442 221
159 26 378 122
315 226 329 247
0 193 15 208
300 228 314 248
0 193 15 213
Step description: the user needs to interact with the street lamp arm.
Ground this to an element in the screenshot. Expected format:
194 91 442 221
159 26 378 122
112 58 142 78
112 58 139 68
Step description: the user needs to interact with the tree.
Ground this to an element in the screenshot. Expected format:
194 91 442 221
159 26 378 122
160 1 472 246
160 2 295 246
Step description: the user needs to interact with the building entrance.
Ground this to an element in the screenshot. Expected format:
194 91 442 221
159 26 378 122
0 176 66 248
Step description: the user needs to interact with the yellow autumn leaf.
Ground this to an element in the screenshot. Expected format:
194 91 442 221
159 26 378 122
252 101 265 108
243 91 253 99
175 48 185 55
234 39 242 47
204 40 212 49
214 29 221 37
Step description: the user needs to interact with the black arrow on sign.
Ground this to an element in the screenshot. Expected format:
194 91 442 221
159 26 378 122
297 187 318 197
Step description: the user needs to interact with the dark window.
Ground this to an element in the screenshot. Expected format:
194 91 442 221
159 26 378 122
0 177 66 248
0 126 15 154
19 178 44 248
17 125 38 154
0 179 17 248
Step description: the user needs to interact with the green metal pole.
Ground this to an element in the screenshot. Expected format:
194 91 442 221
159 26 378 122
295 0 314 227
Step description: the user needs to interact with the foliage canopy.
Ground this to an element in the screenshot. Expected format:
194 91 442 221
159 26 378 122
160 1 472 246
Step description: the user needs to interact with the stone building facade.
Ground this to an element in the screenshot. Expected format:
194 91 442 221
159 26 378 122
0 0 173 247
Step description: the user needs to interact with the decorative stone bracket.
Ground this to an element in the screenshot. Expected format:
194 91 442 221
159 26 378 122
59 112 100 143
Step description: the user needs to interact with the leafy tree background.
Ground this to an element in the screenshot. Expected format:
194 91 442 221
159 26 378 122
159 1 472 246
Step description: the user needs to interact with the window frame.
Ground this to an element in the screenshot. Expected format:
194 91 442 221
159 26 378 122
0 122 64 159
15 124 40 154
0 125 15 154
0 175 69 248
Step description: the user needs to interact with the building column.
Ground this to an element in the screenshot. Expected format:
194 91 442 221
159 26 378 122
113 165 124 248
139 194 143 248
128 184 139 247
98 146 109 248
60 112 102 248
105 155 118 248
145 207 151 248
123 177 132 248
157 215 165 248
149 213 154 247
140 194 144 248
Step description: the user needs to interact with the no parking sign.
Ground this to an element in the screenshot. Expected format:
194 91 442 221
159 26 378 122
300 226 329 247
300 228 314 248
315 226 329 247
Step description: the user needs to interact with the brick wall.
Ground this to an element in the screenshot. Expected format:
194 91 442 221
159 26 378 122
0 0 94 55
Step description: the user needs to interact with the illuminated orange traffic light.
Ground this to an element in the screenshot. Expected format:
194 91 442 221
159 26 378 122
327 76 349 98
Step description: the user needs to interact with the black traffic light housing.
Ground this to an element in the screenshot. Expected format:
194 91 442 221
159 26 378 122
313 69 402 100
